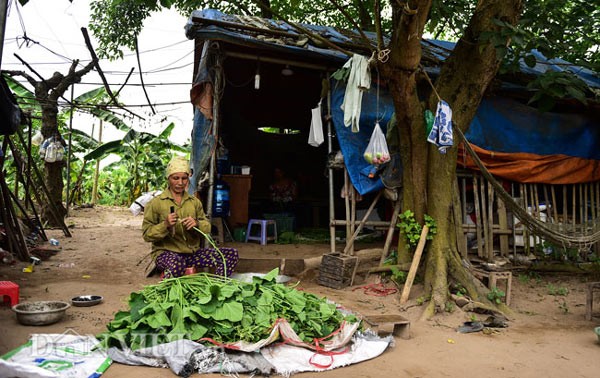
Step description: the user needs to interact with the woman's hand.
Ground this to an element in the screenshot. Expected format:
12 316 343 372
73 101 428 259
180 216 198 230
164 212 178 228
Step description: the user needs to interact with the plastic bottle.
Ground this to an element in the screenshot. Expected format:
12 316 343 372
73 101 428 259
212 177 230 217
49 238 60 246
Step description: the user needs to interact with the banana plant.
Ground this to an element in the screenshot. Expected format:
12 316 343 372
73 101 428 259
2 73 135 204
84 122 188 202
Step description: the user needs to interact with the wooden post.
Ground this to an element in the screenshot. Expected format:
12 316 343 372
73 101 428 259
343 191 381 254
400 225 429 304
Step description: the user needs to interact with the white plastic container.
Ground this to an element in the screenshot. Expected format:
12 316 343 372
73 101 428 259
241 165 251 175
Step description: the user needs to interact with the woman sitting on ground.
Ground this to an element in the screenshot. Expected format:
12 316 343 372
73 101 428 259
142 155 238 278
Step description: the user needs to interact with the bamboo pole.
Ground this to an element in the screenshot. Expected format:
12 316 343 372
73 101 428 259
551 185 558 226
400 225 429 304
487 179 494 260
577 184 584 224
543 184 550 222
327 89 336 254
533 184 540 246
480 176 490 259
350 179 356 256
523 183 530 252
584 183 589 225
563 185 567 226
343 168 351 251
473 175 483 258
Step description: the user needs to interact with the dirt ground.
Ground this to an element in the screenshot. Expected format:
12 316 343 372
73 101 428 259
1 206 599 378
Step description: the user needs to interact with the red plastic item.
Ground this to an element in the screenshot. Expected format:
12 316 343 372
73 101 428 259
0 281 19 306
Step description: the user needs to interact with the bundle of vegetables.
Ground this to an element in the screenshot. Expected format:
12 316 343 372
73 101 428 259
97 269 358 350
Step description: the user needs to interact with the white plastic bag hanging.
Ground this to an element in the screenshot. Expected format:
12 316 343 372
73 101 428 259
308 102 324 147
44 140 57 163
363 122 390 165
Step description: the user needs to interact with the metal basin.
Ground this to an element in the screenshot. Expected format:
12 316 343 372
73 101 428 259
12 301 70 326
71 295 103 307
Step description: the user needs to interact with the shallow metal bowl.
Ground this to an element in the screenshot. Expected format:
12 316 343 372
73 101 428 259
12 301 70 326
71 295 103 307
231 272 292 283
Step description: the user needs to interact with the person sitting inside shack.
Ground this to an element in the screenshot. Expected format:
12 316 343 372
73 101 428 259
142 155 238 278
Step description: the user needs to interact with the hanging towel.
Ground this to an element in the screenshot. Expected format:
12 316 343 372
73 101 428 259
340 54 371 132
427 100 454 154
308 101 324 147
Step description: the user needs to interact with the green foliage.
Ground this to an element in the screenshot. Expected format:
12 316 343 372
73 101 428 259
88 0 392 60
534 241 582 262
487 287 506 304
389 266 407 285
416 295 429 306
526 72 590 112
97 268 359 349
547 284 569 296
518 274 530 284
396 210 437 250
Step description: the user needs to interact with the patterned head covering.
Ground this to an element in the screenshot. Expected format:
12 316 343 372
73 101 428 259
166 155 191 178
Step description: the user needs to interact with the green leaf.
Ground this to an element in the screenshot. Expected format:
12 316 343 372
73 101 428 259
129 292 148 323
263 268 280 282
83 140 124 161
565 86 587 103
213 301 244 322
319 302 336 320
186 322 208 340
285 289 307 314
145 310 172 329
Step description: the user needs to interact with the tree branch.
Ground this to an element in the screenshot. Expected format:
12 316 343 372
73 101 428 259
81 27 144 120
134 36 156 115
326 0 374 51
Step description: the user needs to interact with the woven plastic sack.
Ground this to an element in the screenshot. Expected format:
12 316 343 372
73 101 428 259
363 122 390 165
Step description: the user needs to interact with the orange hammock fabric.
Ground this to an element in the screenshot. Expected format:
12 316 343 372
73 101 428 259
457 143 600 184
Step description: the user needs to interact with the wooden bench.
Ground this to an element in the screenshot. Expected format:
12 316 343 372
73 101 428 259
473 269 512 306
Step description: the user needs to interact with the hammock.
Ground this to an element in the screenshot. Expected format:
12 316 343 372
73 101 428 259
455 126 600 251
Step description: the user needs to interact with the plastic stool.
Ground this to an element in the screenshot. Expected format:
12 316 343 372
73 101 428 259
245 219 277 245
0 281 19 306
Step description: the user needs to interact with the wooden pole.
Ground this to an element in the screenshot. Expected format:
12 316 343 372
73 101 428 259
400 225 429 304
91 120 103 204
343 191 381 254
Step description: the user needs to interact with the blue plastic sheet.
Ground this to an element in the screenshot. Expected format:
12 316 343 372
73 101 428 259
330 81 395 195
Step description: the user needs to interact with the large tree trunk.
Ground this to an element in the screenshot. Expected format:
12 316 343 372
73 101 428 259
382 0 523 316
40 103 67 226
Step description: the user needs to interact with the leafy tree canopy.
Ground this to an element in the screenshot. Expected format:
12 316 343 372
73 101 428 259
88 0 598 74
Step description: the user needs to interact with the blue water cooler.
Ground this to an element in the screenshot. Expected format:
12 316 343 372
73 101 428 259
212 177 230 217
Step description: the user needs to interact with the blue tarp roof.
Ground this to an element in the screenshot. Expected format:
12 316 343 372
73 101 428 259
187 9 600 190
186 9 599 89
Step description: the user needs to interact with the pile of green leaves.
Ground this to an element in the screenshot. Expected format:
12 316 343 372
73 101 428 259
97 269 358 350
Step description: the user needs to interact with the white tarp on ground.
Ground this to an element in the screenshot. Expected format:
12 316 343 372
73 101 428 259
108 331 393 377
0 333 111 378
